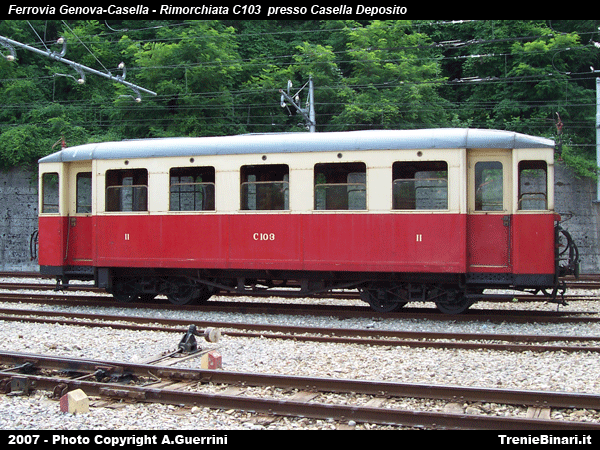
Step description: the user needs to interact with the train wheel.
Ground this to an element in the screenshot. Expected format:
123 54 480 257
194 285 214 304
110 281 139 303
167 285 200 305
360 288 407 313
166 280 213 306
435 291 472 314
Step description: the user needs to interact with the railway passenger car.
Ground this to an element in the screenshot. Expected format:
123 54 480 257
37 129 579 313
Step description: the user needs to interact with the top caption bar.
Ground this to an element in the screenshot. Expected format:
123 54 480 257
4 3 417 19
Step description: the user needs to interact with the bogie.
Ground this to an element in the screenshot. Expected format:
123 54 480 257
108 276 214 305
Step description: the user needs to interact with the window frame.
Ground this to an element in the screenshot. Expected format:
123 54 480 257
313 162 367 211
240 164 289 211
76 172 92 214
105 168 149 213
41 172 60 214
392 160 448 211
169 166 216 212
517 160 548 211
474 161 504 212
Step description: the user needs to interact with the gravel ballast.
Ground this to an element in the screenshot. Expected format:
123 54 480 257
1 278 600 430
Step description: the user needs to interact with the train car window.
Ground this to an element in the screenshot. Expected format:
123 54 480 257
170 167 215 211
41 172 59 214
314 162 366 210
105 169 148 212
76 172 92 214
241 164 289 211
518 160 547 210
392 161 448 210
474 161 503 211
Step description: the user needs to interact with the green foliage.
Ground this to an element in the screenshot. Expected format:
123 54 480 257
560 145 599 180
0 19 598 177
329 20 451 130
0 124 49 170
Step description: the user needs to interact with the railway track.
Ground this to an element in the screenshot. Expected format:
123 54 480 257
1 306 600 354
1 272 599 324
1 289 599 326
1 273 600 429
1 350 599 430
1 280 598 300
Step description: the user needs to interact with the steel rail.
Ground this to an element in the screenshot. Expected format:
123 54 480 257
1 351 599 430
1 281 598 300
1 351 600 410
20 375 600 430
1 306 600 353
1 292 599 325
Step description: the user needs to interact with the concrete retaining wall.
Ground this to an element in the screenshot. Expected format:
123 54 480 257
554 163 600 274
0 167 39 272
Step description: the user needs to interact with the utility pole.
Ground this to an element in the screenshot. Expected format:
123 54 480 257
0 35 156 102
597 76 600 201
279 76 316 132
308 77 316 133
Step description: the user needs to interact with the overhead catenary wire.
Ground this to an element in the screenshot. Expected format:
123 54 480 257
3 21 596 90
0 34 157 101
16 19 596 75
0 20 597 142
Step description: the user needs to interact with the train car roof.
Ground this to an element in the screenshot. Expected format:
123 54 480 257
38 128 555 164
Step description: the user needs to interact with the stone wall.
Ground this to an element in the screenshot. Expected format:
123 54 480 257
554 162 600 274
1 163 599 274
0 167 39 272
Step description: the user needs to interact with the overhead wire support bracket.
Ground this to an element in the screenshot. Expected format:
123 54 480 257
0 35 156 102
279 76 316 132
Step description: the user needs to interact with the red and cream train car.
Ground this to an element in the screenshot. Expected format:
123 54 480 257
37 129 579 313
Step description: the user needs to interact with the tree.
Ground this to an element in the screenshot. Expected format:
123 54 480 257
330 20 451 130
122 20 244 138
0 19 598 177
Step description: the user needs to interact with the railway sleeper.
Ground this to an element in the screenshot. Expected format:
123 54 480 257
99 387 146 401
0 376 33 396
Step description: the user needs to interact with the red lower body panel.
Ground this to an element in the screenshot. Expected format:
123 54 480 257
467 215 510 271
90 213 466 273
511 214 556 275
38 212 554 278
467 213 555 276
38 216 93 267
38 216 68 267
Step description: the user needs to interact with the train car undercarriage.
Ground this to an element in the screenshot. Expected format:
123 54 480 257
45 267 569 316
43 224 580 315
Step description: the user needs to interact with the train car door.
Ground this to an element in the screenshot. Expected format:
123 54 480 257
467 150 512 272
66 162 93 265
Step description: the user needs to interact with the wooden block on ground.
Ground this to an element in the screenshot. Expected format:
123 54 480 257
201 351 222 369
60 389 89 414
526 407 551 420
